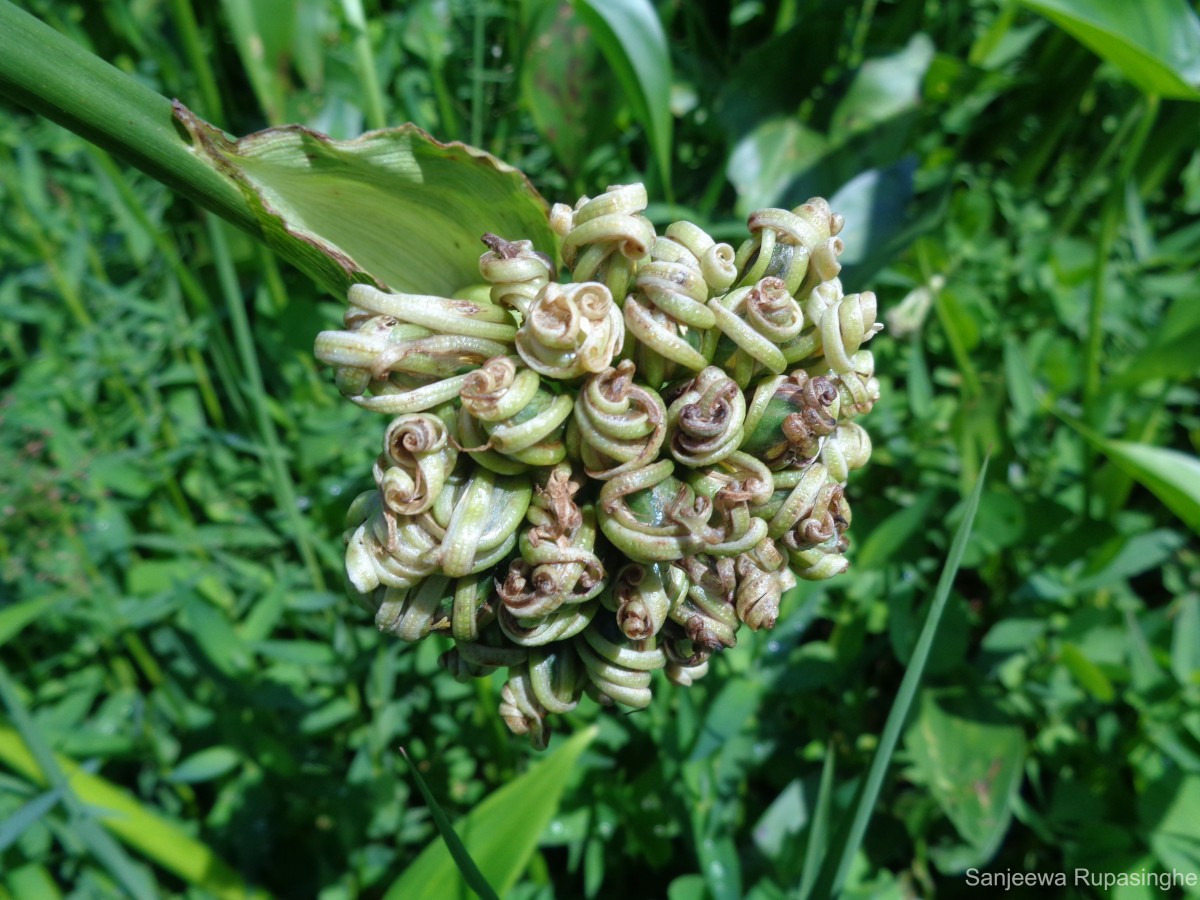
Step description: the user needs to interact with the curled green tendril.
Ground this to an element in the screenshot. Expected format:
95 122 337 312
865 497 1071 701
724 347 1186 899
553 183 654 299
743 371 839 469
515 282 625 380
667 366 747 467
479 232 554 314
572 360 668 479
575 611 666 709
710 276 804 385
497 466 605 618
459 356 573 471
375 410 458 516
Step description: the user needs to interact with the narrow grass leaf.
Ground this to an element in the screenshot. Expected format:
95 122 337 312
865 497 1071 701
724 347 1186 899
0 598 56 648
166 747 242 785
1067 423 1200 535
1171 595 1200 687
806 456 990 898
386 726 597 900
1020 0 1200 99
0 785 65 852
0 668 157 900
572 0 673 194
0 724 265 899
399 748 500 900
796 746 836 900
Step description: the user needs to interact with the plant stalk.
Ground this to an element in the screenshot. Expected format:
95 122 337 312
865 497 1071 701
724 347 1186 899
0 1 257 238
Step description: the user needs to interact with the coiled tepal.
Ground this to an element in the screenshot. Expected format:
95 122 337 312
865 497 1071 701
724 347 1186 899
315 184 882 748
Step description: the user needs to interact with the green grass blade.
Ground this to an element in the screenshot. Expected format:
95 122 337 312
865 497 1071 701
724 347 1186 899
0 717 266 899
0 785 66 853
806 456 990 898
1069 425 1200 536
795 746 836 900
1020 0 1200 99
386 726 598 900
399 748 502 900
572 0 673 195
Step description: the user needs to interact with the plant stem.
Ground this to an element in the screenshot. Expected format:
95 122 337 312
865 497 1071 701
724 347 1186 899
0 1 256 237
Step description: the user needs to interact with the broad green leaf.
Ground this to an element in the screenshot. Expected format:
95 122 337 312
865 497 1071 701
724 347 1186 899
521 3 620 176
857 492 936 570
385 726 597 900
1112 323 1200 386
806 457 990 898
0 726 262 899
1071 428 1200 535
905 691 1025 872
728 118 829 217
572 0 673 193
830 34 935 142
175 105 556 297
1021 0 1200 99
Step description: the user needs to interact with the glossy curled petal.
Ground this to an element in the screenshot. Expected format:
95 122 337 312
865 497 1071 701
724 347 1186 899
574 361 668 479
737 199 844 296
499 668 550 750
497 468 606 619
672 556 740 650
743 371 839 469
459 357 572 470
733 538 796 631
516 282 624 379
608 562 677 641
709 277 801 384
347 283 518 343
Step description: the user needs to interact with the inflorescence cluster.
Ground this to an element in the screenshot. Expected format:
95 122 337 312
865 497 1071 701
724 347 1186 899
314 184 881 748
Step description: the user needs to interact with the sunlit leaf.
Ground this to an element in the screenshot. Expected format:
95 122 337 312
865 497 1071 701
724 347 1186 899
1021 0 1200 99
572 0 673 192
385 726 597 900
1069 425 1200 535
176 105 556 297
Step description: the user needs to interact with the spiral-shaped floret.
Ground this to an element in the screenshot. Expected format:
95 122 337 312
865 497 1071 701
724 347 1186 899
743 371 840 469
666 366 747 467
314 314 490 415
710 277 803 385
515 282 624 380
802 282 883 374
820 423 873 484
575 611 666 709
499 669 551 750
607 562 679 641
733 537 796 631
825 350 880 421
665 221 738 293
573 360 668 479
478 232 555 314
737 200 845 297
552 183 655 299
497 466 605 619
374 411 458 516
598 460 710 562
671 555 740 650
459 356 573 472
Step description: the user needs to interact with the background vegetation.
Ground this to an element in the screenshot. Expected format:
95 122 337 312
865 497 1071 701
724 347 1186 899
2 0 1199 897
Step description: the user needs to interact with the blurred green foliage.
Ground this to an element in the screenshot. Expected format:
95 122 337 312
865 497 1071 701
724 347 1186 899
2 0 1199 897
